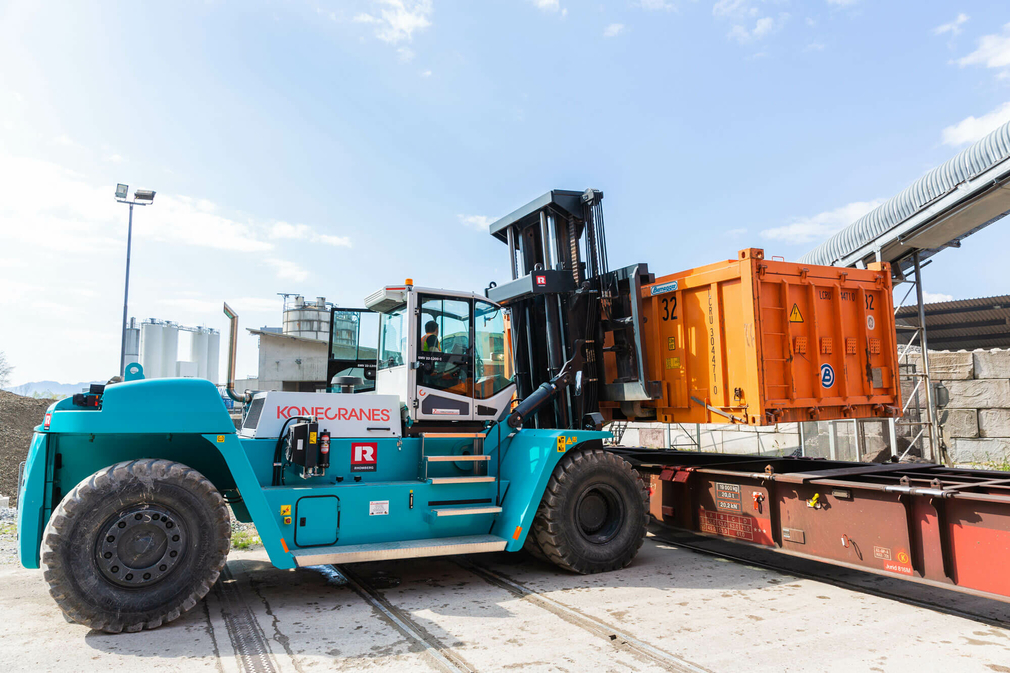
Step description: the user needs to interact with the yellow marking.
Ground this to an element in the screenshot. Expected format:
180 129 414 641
216 435 225 443
310 431 317 444
280 505 291 516
789 303 804 323
665 357 681 370
283 516 292 525
667 336 676 350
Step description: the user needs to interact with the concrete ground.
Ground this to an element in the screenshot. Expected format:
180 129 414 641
3 537 1010 673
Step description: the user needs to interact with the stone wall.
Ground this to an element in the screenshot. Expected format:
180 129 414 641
906 349 1010 466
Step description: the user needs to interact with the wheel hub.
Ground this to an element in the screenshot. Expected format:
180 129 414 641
575 484 625 544
96 506 186 587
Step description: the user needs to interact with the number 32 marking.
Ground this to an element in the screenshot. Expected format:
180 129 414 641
661 297 678 321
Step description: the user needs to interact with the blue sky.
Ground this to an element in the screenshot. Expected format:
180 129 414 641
2 0 1009 384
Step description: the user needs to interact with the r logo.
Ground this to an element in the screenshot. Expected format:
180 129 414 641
351 442 378 472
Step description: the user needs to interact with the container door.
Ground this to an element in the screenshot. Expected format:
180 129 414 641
294 496 339 547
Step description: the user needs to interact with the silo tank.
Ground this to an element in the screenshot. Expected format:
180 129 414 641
140 321 163 379
206 330 221 385
161 323 179 378
190 329 209 379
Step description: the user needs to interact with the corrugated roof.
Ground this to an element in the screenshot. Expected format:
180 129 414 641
894 294 1010 350
800 118 1010 269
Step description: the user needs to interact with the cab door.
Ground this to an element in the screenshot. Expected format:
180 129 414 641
414 294 475 421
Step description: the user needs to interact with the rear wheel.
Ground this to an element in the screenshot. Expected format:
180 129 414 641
531 448 648 574
41 459 230 633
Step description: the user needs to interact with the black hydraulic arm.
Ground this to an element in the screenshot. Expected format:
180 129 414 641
507 341 585 429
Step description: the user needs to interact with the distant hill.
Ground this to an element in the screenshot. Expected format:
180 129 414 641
4 380 104 397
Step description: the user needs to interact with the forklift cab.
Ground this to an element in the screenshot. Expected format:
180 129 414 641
364 281 516 426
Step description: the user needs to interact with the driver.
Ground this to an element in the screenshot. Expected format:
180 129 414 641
422 320 440 352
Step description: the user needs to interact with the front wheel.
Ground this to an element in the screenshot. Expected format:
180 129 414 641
41 459 231 633
530 447 648 574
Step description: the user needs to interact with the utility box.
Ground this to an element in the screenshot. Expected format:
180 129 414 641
620 248 901 425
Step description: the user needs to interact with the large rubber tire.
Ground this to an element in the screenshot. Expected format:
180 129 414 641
41 459 231 633
531 448 648 574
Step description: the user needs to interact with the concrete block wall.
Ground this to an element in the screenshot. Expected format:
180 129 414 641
908 349 1010 466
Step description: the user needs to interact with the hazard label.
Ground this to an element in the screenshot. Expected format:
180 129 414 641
789 303 804 323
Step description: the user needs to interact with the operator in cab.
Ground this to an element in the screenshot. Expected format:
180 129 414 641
422 320 440 352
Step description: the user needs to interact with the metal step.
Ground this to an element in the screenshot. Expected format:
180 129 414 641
425 454 491 462
427 476 496 484
420 432 487 439
290 534 507 566
429 506 502 517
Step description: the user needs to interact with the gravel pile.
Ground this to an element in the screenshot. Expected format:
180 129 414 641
0 506 16 565
0 391 52 506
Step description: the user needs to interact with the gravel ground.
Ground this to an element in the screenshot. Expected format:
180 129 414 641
0 507 17 566
0 391 51 506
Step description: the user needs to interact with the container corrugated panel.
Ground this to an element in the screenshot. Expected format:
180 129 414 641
638 249 901 425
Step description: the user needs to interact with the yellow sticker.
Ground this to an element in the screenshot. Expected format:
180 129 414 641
789 303 804 323
310 431 317 444
665 357 681 369
216 435 225 443
667 336 676 350
557 435 577 452
280 505 291 516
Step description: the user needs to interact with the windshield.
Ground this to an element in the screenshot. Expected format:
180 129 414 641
378 308 406 369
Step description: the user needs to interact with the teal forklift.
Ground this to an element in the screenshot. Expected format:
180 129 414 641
18 190 653 633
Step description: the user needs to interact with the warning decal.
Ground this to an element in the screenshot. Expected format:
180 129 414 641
789 303 804 323
699 509 755 542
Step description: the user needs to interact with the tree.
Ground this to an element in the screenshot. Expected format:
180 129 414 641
0 351 12 389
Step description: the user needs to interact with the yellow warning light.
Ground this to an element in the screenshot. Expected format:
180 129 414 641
405 278 414 286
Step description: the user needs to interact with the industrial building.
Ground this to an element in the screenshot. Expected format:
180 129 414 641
122 318 220 383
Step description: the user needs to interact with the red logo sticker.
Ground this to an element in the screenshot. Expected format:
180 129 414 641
535 275 547 286
351 442 378 472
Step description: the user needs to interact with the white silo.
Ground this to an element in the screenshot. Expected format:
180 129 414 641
140 320 164 378
206 329 221 385
161 322 179 378
190 329 209 379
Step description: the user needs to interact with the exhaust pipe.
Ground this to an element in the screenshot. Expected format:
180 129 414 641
223 302 252 403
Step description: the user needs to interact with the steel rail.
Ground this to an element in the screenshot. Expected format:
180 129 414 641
326 564 476 673
456 558 712 673
212 565 278 673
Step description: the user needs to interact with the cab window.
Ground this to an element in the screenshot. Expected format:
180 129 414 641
417 295 472 396
474 301 512 399
378 308 406 369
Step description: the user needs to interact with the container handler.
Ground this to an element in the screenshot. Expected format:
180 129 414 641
19 187 921 633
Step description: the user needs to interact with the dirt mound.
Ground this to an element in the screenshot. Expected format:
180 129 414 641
0 391 52 505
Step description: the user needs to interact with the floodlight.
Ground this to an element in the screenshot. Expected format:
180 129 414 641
115 183 129 199
134 189 156 202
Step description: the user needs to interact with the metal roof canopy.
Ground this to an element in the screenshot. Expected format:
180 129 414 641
488 189 593 243
800 119 1010 277
895 294 1010 350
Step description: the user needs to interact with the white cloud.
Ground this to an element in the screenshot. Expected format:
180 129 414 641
52 134 80 147
957 23 1010 70
923 292 954 303
804 42 826 52
825 0 858 6
355 0 433 45
713 0 757 19
317 234 352 247
604 23 626 37
269 222 312 239
727 228 747 237
269 221 352 247
397 46 415 62
941 102 1010 147
760 199 885 244
637 0 673 10
105 154 125 163
420 69 432 77
933 13 968 37
458 214 495 231
727 13 787 44
533 0 560 11
266 258 309 282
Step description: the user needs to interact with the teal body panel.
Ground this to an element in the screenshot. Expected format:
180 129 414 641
16 375 611 570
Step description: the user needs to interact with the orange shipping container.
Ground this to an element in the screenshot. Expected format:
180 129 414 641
635 248 901 425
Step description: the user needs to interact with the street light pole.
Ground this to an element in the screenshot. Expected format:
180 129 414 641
119 202 135 377
115 184 156 377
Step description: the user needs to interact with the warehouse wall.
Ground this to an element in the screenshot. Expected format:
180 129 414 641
906 349 1010 466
